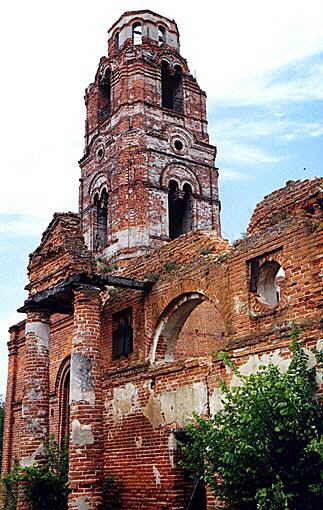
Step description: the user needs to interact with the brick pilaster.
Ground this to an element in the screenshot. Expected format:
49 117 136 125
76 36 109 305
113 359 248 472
68 285 103 510
1 328 18 473
20 310 50 466
16 310 50 510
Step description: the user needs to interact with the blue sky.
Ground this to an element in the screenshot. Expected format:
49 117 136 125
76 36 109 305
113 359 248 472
0 0 322 394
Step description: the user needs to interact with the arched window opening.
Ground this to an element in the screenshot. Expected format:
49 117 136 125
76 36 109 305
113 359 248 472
133 22 142 45
115 31 120 52
161 61 183 114
256 261 285 307
58 362 70 446
98 68 111 121
94 189 108 251
158 25 166 46
168 181 193 240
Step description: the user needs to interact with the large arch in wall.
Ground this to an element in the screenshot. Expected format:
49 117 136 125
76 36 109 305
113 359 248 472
149 292 226 363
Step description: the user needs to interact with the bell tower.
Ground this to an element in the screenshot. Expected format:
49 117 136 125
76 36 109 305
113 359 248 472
79 9 221 263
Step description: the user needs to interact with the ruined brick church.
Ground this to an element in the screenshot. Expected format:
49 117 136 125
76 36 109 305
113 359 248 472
2 9 322 510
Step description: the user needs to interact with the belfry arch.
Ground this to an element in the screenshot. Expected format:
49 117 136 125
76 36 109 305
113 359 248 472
168 180 193 240
149 292 226 363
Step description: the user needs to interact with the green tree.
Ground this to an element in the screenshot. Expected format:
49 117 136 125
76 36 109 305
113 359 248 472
181 328 323 509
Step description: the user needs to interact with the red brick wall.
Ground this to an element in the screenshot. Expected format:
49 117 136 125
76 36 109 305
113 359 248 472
2 7 322 509
80 10 220 264
3 177 322 509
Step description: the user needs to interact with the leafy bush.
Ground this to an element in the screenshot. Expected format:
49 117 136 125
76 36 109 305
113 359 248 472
1 463 19 510
180 326 323 509
2 436 69 510
1 437 122 510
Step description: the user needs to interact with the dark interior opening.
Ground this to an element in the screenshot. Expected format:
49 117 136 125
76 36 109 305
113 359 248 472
112 308 133 359
175 429 207 510
97 148 104 159
60 370 70 446
185 478 207 510
161 61 183 114
98 69 111 121
115 31 120 52
168 180 193 240
174 139 183 151
94 189 108 251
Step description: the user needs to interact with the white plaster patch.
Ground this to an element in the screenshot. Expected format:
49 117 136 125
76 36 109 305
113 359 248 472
26 387 44 402
230 345 323 389
209 387 225 415
70 353 95 405
303 348 317 369
135 436 143 448
71 419 94 446
159 382 208 426
111 383 139 420
168 432 177 469
75 496 91 510
152 465 161 486
102 226 149 258
25 321 50 349
233 296 248 314
143 393 164 429
230 350 291 387
316 339 323 352
210 344 323 414
20 443 45 467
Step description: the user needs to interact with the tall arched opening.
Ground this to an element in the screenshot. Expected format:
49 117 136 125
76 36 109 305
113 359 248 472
57 357 71 446
168 180 193 240
150 292 226 363
161 61 183 114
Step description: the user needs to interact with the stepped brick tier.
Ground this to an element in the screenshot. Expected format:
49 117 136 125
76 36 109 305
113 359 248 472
2 9 323 510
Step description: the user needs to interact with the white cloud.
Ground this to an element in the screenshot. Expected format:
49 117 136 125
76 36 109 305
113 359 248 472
0 216 48 236
217 141 282 165
179 1 323 104
220 168 253 181
213 118 323 143
0 0 321 231
207 59 323 106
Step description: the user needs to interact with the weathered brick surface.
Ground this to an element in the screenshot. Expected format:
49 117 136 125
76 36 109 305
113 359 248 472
27 213 95 295
14 311 50 510
80 9 220 263
2 8 323 510
68 286 103 510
